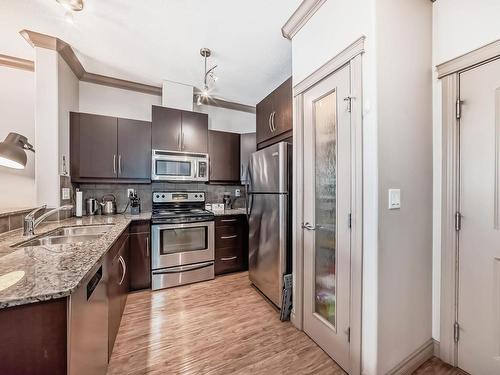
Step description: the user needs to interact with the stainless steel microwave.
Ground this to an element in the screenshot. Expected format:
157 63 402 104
151 149 209 182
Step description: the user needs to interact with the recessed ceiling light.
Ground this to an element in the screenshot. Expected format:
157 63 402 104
56 0 84 12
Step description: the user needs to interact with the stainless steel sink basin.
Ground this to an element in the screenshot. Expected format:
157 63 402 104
12 224 113 248
18 234 103 247
49 224 114 237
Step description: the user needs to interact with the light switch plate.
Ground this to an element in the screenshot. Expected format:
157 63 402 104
127 188 135 198
62 188 71 200
388 189 401 209
235 189 241 197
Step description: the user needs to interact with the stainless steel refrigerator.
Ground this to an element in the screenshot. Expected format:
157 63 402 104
247 142 292 308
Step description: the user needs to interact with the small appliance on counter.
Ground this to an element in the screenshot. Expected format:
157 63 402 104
99 194 117 215
223 192 232 210
129 192 141 215
85 198 99 216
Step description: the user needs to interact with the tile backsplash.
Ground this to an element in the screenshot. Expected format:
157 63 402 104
76 182 246 215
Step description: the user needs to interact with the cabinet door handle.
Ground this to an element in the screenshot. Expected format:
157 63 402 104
118 255 126 285
221 256 237 261
177 133 181 150
268 113 273 132
271 111 276 132
221 234 237 239
221 219 237 223
113 155 117 174
145 236 149 257
118 155 122 175
181 132 185 151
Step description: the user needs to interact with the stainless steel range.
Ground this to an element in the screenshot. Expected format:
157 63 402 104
151 191 215 290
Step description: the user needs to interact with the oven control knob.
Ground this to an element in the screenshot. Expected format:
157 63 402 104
156 194 160 198
162 194 165 198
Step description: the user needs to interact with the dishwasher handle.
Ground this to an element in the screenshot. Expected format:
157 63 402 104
87 266 103 300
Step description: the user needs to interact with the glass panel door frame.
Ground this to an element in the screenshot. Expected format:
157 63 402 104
292 38 364 375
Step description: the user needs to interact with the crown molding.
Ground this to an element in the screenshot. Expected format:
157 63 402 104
19 29 252 111
281 0 327 40
81 72 162 96
0 54 34 72
194 93 256 114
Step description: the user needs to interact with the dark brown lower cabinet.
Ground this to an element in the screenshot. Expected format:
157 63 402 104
106 231 129 359
0 298 67 375
214 215 248 275
129 220 151 291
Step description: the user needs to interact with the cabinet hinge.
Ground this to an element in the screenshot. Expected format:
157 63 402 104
344 96 354 112
455 211 462 231
348 213 352 229
454 321 460 343
456 99 462 120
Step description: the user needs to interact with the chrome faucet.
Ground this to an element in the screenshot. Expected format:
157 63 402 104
23 205 74 236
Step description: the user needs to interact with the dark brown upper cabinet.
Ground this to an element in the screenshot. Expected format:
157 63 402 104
70 112 151 183
256 77 292 148
117 119 151 180
152 106 208 153
208 130 240 183
240 132 256 184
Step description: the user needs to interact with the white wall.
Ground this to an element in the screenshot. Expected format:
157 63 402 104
291 1 379 373
58 55 79 176
34 47 60 207
194 104 256 133
79 81 161 121
375 1 433 373
0 66 35 209
432 0 500 342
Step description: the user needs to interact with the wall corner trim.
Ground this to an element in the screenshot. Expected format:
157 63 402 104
281 0 327 40
0 54 34 72
436 38 500 78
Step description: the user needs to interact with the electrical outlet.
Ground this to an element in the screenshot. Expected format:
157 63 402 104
127 188 135 198
235 189 241 197
62 188 70 200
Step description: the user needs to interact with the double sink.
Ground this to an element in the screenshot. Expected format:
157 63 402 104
13 224 114 248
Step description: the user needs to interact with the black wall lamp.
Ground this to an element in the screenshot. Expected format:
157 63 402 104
0 133 35 170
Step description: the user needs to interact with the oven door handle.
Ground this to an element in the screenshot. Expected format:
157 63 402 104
152 261 213 274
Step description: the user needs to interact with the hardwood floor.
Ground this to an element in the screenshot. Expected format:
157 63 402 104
413 357 469 375
108 271 465 375
107 272 345 374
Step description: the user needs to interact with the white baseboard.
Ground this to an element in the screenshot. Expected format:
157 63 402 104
386 339 434 375
433 339 440 358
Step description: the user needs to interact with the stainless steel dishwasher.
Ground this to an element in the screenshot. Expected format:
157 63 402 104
68 263 108 375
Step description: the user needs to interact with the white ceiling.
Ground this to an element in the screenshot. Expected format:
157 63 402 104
0 0 300 106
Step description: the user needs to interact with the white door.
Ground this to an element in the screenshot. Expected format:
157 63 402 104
303 63 351 371
458 57 500 375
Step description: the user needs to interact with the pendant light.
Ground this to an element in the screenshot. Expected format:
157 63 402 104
0 133 35 170
197 48 218 105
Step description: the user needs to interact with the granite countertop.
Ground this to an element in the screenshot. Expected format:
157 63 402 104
0 212 151 309
209 208 247 216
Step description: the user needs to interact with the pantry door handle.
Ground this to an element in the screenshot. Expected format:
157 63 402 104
302 222 316 231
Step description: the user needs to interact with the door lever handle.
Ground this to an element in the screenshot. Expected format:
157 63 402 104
302 222 316 231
